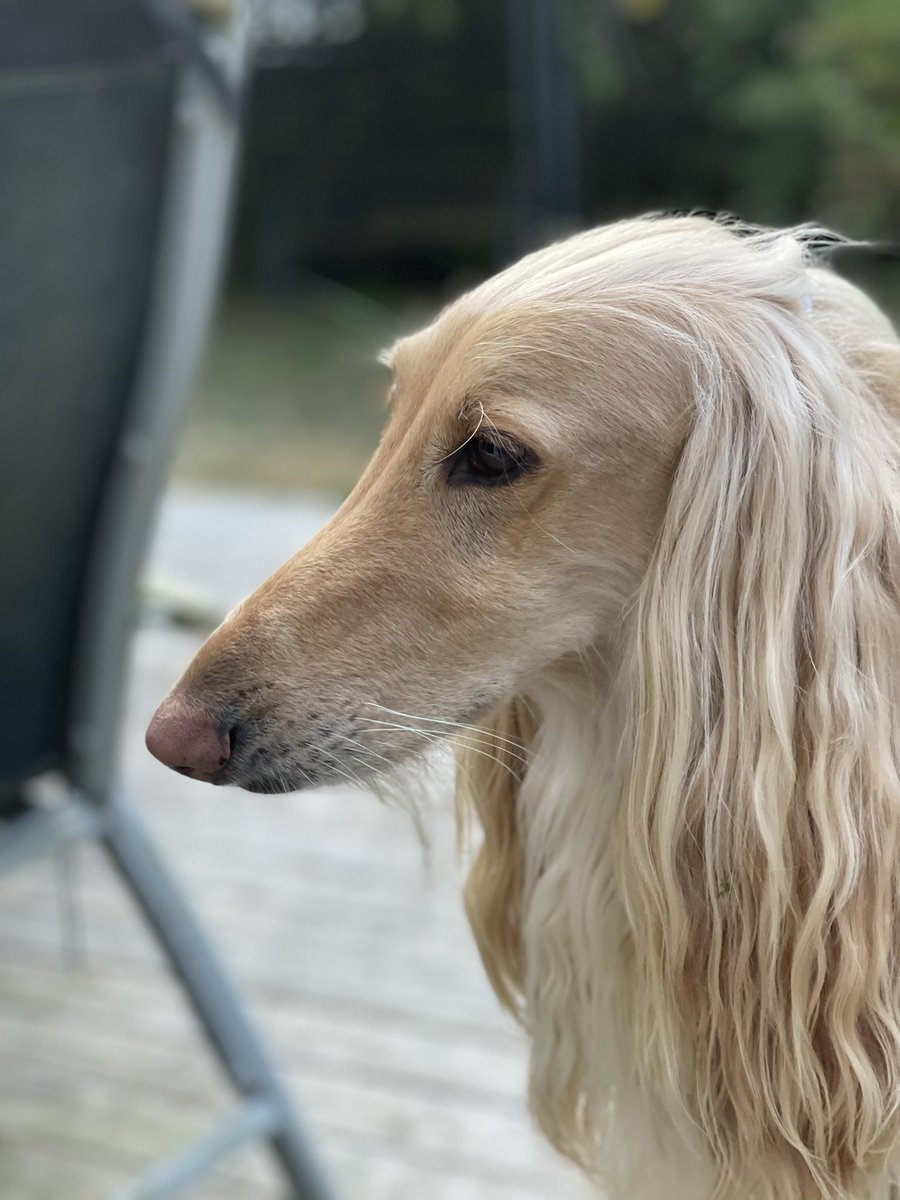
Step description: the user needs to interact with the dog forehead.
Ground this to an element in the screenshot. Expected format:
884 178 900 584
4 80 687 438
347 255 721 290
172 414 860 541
392 296 577 388
382 260 693 453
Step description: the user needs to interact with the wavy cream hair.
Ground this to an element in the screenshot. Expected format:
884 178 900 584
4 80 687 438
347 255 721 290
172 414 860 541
457 222 900 1199
150 216 899 1199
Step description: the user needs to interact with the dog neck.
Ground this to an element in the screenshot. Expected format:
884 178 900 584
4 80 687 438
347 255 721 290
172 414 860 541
509 654 712 1198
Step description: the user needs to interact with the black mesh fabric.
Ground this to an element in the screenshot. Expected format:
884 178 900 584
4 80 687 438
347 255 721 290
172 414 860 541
0 2 179 784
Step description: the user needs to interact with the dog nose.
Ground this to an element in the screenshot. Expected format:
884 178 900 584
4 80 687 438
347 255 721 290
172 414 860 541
145 696 233 783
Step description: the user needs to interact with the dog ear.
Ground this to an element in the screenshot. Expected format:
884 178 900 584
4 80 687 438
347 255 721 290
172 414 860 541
455 696 537 1021
617 310 900 1194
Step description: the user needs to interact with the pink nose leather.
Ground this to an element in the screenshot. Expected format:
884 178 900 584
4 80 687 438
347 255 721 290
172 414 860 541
145 696 231 782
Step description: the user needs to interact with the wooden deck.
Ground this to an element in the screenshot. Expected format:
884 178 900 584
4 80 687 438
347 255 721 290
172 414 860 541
0 488 590 1200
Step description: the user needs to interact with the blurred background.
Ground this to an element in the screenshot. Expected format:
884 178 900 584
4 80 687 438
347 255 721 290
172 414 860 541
0 1 897 1199
183 0 900 496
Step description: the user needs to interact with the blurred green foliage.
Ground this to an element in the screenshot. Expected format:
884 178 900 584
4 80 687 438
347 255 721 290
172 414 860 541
569 0 900 234
730 0 900 232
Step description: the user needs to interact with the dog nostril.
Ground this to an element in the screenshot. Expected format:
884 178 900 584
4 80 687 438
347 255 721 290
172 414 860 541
227 722 239 759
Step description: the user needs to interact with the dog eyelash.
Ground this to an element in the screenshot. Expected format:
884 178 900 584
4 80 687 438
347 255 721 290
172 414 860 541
444 431 540 488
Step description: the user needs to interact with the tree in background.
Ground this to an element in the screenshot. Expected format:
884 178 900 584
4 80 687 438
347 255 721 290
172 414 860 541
730 0 900 234
569 0 900 236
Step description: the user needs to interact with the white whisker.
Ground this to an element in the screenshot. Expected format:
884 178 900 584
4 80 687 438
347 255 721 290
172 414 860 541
359 702 529 755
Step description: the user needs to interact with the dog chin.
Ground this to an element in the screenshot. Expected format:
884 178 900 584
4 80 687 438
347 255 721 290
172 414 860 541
241 770 320 794
243 775 292 795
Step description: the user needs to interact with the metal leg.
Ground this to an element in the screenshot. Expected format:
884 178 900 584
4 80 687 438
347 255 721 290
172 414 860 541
114 1097 280 1200
102 789 335 1200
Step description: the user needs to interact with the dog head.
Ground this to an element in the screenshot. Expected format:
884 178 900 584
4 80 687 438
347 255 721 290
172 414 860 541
146 217 696 791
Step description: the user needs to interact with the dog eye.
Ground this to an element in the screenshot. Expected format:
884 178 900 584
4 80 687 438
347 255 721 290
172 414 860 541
446 432 538 487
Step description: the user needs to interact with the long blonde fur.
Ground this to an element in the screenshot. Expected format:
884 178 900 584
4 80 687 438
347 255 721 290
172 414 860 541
458 221 900 1199
152 214 900 1199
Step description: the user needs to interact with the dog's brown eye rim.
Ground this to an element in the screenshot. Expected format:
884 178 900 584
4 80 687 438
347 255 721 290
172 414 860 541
445 431 540 487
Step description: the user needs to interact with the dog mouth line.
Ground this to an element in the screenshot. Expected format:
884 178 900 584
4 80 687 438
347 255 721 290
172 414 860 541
211 691 506 794
219 735 409 794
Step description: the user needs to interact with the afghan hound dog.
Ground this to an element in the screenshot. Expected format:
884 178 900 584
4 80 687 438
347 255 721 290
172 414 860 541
147 215 900 1199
